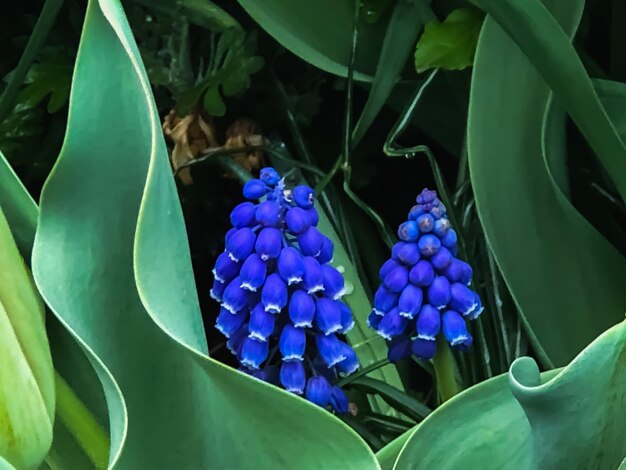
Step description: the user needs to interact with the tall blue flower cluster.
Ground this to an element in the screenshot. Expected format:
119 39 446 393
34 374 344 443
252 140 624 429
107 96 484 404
210 167 358 413
368 189 483 362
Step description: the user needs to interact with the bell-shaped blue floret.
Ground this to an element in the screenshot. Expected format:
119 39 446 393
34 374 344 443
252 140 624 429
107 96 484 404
226 227 256 262
279 324 306 360
297 227 324 256
417 189 437 203
280 360 306 394
433 217 450 237
412 338 436 359
316 237 334 264
230 202 256 228
460 262 473 285
379 258 401 280
288 290 315 327
388 336 413 363
408 204 425 220
306 376 332 407
248 303 275 341
255 200 282 227
417 234 441 257
255 227 282 260
427 275 451 309
440 228 457 250
239 254 267 291
416 304 440 340
398 284 423 319
292 185 315 209
450 283 479 316
416 213 434 233
367 310 383 329
409 260 435 286
210 278 226 302
302 256 324 293
431 246 452 271
261 273 288 313
398 221 419 242
330 386 349 414
383 265 409 293
243 178 270 200
226 325 247 356
215 307 247 338
316 334 348 367
466 294 483 320
260 167 280 186
442 310 470 347
376 308 409 340
305 207 319 226
241 337 269 369
225 227 237 243
315 298 342 335
392 242 420 266
373 285 398 315
277 246 305 285
430 201 446 219
322 264 345 300
285 207 311 234
338 302 354 333
336 342 359 375
222 276 250 313
213 252 241 284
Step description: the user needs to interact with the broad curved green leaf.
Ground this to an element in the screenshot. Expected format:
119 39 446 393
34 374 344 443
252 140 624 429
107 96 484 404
0 151 37 256
0 155 121 468
33 0 379 467
237 0 390 81
393 319 626 468
466 0 626 366
468 0 626 203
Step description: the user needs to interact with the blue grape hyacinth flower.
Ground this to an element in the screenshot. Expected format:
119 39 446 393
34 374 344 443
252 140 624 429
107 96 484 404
211 167 357 413
368 188 483 361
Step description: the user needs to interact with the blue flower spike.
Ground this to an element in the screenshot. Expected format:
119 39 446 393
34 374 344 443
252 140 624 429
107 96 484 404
210 167 358 412
369 188 484 362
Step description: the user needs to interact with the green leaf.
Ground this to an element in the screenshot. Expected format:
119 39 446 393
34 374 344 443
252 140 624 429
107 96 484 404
202 84 226 116
414 7 484 73
0 151 38 256
17 58 73 113
33 0 379 467
468 0 626 203
0 153 117 469
593 78 626 137
353 0 434 146
174 29 263 115
348 377 431 422
237 0 391 81
392 319 626 468
466 0 626 366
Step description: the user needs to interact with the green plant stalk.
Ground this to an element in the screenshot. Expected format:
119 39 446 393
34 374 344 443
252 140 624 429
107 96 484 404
432 336 462 402
0 0 64 123
54 372 110 469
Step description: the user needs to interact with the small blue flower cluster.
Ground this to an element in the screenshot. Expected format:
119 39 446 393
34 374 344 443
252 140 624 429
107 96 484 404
210 167 357 412
368 189 483 361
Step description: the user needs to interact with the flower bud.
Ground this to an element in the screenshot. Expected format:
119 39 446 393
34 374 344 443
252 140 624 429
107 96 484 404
293 185 315 209
230 202 256 228
277 247 305 285
255 227 282 260
260 167 280 185
255 200 282 227
285 207 311 234
306 376 332 407
243 178 270 199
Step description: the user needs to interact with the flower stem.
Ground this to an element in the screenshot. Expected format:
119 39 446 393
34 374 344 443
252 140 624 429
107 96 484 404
54 371 110 469
432 336 462 402
0 0 64 123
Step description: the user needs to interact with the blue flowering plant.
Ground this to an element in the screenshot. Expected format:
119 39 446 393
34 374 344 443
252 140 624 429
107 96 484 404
368 189 484 362
210 167 358 413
